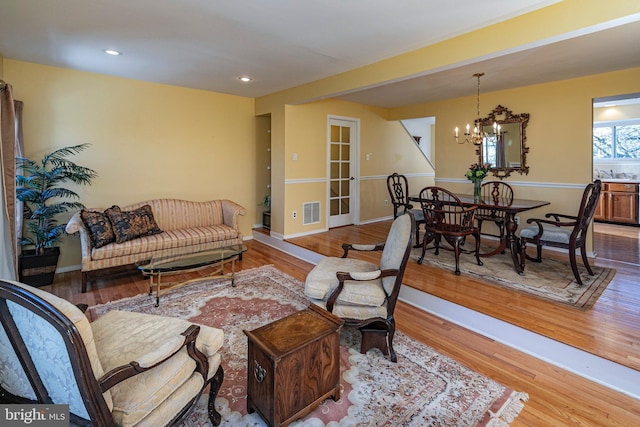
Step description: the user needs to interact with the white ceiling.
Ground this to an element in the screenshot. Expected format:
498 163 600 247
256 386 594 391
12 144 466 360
1 0 639 107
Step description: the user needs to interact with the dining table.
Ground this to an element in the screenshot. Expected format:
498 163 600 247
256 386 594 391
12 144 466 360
409 193 550 274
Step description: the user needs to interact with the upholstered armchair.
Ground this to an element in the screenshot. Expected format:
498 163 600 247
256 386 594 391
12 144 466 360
0 279 224 426
303 212 415 362
519 180 602 286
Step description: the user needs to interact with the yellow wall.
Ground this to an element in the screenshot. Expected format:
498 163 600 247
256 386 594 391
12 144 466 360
4 60 256 270
282 99 434 236
391 68 640 242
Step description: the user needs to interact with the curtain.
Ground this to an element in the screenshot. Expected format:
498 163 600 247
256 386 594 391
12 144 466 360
14 100 24 248
0 80 18 280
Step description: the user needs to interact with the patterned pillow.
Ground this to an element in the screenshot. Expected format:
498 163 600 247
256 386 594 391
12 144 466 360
105 205 162 244
80 210 115 248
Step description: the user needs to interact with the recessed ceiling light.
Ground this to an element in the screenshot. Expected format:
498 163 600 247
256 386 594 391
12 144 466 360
104 49 122 56
238 76 253 83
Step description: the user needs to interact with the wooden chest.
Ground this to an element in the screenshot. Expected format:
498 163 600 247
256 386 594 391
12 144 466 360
243 304 343 427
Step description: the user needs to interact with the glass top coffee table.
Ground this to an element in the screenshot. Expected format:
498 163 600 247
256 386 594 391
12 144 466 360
138 244 247 306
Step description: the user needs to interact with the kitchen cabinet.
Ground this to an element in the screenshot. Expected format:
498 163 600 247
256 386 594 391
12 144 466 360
595 182 639 224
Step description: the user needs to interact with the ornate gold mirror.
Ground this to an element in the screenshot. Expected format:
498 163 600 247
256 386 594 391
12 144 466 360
475 105 530 179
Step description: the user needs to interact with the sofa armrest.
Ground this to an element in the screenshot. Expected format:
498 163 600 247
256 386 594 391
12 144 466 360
66 212 95 263
221 199 246 230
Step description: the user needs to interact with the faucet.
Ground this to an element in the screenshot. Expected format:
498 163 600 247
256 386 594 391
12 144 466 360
610 169 614 178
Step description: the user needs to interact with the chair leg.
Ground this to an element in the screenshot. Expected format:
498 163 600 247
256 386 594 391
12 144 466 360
473 231 483 267
414 223 422 248
207 365 224 426
387 320 397 363
453 241 461 275
580 244 594 276
497 222 506 253
81 271 88 293
418 235 427 264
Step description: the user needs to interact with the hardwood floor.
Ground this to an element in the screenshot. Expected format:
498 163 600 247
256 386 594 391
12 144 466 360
594 222 640 265
46 226 640 426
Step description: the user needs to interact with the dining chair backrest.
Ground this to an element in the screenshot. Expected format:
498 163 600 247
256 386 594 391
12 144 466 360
386 173 411 218
418 186 476 232
573 179 602 243
476 181 514 221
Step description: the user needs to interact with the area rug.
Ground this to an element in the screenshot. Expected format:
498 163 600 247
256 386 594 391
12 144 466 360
90 265 528 426
411 245 616 310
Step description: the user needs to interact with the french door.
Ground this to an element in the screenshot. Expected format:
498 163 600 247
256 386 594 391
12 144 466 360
327 116 359 228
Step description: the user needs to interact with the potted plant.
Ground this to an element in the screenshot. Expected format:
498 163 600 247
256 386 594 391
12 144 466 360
16 143 97 286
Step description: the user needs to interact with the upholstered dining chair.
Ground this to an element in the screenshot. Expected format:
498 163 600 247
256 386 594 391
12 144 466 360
0 279 225 426
475 181 514 247
519 180 602 286
303 212 415 363
387 172 425 247
416 186 483 275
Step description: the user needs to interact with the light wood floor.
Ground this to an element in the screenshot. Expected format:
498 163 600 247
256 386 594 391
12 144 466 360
47 224 640 426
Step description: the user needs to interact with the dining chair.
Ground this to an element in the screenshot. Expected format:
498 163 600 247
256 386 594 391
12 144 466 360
416 186 483 275
386 172 425 247
519 180 602 285
475 181 514 248
303 212 415 362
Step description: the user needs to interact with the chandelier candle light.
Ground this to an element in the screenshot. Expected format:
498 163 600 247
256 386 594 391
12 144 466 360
455 72 501 146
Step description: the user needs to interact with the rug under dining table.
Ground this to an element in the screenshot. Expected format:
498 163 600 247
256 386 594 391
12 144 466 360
411 244 616 310
89 265 528 426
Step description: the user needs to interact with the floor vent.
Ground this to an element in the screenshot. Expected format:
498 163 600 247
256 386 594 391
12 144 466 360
303 202 321 225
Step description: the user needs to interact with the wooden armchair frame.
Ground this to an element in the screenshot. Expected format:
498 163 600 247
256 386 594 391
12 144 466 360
519 180 602 286
417 186 483 275
0 280 224 426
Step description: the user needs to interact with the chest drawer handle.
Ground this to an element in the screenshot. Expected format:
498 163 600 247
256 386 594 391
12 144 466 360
254 360 266 383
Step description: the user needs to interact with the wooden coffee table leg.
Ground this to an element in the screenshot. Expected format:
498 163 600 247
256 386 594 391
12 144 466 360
155 274 162 307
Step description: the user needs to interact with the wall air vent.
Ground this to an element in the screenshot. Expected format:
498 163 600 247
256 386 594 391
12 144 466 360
303 202 321 225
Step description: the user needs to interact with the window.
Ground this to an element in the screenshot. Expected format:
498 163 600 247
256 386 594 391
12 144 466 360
593 120 640 159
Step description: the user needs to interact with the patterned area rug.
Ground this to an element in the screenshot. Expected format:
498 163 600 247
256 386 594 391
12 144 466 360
412 245 616 310
90 265 528 426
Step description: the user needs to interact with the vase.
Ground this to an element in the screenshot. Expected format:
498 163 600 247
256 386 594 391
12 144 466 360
473 180 482 202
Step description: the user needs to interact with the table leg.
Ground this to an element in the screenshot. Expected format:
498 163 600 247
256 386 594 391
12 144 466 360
477 212 524 274
155 274 161 307
505 213 524 275
230 257 236 287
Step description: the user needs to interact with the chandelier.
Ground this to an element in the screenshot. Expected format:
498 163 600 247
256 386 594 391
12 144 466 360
454 72 500 146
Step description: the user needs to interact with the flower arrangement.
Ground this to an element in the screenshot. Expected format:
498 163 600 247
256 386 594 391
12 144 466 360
465 162 491 183
465 163 491 201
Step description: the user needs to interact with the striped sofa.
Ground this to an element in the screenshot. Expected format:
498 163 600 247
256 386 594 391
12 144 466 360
66 199 246 292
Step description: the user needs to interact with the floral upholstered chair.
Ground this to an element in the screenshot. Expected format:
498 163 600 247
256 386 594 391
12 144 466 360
0 279 225 426
303 212 415 362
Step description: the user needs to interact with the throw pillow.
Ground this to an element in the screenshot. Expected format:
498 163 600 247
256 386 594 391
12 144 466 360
80 210 116 248
105 205 163 244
